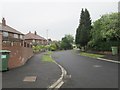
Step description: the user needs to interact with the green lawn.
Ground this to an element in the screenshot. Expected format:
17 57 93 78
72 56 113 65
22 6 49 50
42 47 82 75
41 51 54 62
80 52 104 59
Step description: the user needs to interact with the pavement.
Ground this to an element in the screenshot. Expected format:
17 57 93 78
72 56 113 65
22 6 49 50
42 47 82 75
52 50 118 88
102 54 119 61
2 52 61 88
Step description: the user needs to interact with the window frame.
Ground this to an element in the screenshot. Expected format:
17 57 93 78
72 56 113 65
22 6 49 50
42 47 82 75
20 35 23 39
14 33 19 38
3 31 9 37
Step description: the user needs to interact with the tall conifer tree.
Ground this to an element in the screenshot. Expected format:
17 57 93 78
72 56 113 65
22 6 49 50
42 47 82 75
75 8 92 47
75 8 84 45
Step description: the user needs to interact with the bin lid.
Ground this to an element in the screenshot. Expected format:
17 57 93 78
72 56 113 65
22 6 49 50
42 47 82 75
0 50 11 53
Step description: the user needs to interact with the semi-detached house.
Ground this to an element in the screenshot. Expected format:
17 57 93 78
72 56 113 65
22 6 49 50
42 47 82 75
24 31 47 46
0 18 33 69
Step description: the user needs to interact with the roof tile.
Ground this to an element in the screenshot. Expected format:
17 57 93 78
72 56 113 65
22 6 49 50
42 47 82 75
0 23 23 35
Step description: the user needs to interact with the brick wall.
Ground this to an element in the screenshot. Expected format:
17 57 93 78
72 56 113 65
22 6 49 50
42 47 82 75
2 42 33 69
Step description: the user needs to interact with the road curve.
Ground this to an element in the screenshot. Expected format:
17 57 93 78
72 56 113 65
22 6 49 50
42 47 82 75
52 50 118 88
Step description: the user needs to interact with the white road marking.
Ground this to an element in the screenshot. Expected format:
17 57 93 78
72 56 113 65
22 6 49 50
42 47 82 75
54 81 64 89
47 55 70 90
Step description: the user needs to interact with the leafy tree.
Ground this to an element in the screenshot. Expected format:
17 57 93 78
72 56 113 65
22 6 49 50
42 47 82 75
91 13 120 41
49 44 57 51
54 41 62 50
89 12 120 51
61 35 74 50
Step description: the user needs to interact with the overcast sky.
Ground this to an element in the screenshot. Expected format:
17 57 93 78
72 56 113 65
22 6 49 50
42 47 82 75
0 0 119 40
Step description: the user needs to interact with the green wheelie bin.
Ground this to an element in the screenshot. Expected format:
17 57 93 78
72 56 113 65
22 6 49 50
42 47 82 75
0 50 11 71
111 47 118 55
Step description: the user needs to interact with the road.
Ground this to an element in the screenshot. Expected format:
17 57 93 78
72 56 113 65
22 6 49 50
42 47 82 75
52 50 118 88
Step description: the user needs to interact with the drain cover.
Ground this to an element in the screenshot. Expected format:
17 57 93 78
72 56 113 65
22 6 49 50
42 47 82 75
23 76 37 82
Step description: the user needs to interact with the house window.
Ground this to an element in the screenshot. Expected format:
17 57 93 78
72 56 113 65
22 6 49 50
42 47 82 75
20 35 23 39
3 32 8 37
14 34 18 38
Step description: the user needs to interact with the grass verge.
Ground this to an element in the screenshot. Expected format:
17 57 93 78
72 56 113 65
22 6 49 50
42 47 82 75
41 51 54 62
80 52 104 59
47 51 53 55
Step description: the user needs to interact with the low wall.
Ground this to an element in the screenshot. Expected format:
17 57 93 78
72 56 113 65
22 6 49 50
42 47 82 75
2 45 33 69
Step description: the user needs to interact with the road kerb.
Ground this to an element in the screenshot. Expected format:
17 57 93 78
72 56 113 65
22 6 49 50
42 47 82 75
97 58 120 64
47 55 68 90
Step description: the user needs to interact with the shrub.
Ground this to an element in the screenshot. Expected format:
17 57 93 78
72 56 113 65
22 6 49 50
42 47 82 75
32 45 46 52
49 44 57 51
88 41 119 51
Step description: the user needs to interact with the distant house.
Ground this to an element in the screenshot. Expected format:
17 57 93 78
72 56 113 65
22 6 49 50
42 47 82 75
0 18 33 69
24 31 47 46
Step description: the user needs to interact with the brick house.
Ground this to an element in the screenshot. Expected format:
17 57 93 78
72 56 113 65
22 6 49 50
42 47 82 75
0 18 33 69
24 31 47 46
0 18 24 43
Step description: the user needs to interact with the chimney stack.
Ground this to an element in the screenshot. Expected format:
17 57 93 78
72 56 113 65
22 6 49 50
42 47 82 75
34 31 37 35
2 18 6 26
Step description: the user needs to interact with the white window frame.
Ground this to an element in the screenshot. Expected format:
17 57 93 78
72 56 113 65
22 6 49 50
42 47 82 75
14 34 18 38
20 35 23 39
